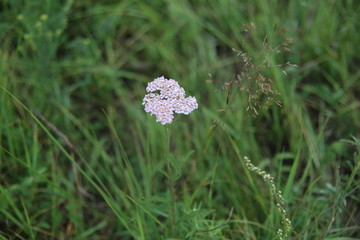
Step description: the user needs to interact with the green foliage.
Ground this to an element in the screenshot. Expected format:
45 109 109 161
1 0 360 239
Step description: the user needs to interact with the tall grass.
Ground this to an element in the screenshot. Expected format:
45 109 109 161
1 0 359 239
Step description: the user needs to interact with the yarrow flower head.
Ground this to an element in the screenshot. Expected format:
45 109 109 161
142 76 198 125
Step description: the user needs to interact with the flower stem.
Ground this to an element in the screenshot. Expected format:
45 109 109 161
166 127 177 235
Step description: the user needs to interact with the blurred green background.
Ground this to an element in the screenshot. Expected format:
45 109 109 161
0 0 359 239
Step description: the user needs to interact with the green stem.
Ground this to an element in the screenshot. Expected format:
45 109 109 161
345 151 360 192
166 127 177 235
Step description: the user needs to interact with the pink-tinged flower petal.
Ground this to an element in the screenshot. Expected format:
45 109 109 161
143 76 198 125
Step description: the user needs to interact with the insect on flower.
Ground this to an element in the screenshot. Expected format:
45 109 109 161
142 76 198 125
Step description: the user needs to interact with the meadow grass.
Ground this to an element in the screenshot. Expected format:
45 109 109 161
1 0 359 239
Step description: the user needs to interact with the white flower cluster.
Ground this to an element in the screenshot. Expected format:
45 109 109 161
142 76 198 125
